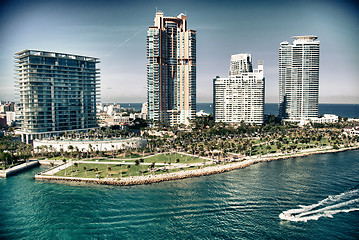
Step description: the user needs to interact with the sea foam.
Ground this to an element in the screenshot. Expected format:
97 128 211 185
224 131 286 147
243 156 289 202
279 189 359 222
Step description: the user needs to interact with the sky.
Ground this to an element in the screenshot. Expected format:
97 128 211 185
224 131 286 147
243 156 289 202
0 0 358 104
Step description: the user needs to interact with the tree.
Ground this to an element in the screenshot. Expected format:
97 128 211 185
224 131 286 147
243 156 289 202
95 167 99 178
119 164 123 178
139 158 144 176
149 162 155 175
67 145 74 158
107 165 112 177
134 159 140 175
62 159 67 175
127 165 131 177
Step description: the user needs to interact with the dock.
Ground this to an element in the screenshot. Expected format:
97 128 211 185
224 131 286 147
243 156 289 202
0 161 40 178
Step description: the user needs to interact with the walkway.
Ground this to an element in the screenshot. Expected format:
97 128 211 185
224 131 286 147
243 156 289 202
0 161 39 178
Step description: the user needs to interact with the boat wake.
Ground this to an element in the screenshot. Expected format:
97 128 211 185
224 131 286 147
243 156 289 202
279 189 359 222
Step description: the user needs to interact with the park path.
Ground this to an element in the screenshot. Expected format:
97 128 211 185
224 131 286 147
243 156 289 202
42 162 72 175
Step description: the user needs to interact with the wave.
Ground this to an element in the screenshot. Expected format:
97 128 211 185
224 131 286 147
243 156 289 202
279 189 359 222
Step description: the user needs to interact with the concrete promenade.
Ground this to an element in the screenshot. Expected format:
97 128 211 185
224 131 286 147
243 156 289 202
0 160 40 178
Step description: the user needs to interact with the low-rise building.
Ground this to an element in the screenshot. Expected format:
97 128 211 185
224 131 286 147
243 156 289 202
309 114 339 124
343 126 359 136
33 137 147 152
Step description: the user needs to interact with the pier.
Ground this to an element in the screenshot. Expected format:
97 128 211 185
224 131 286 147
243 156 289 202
0 160 40 178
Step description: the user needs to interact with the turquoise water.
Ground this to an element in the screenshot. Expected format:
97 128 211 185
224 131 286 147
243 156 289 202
1 150 358 239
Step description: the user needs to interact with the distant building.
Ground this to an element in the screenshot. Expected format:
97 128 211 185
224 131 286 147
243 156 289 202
348 118 359 123
343 126 359 136
309 114 339 124
33 137 147 152
229 53 253 75
0 115 6 127
147 11 196 125
196 110 209 117
0 102 15 113
6 112 16 126
15 50 100 143
213 54 265 124
279 36 320 121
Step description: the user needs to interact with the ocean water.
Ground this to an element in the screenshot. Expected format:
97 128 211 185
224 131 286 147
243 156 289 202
0 150 358 239
119 103 359 118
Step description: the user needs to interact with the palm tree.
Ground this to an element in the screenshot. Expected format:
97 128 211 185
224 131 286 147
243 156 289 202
107 165 112 177
111 145 115 159
135 159 140 176
62 159 67 175
67 145 74 158
127 165 131 177
149 162 155 175
119 164 123 178
83 166 87 176
139 158 144 176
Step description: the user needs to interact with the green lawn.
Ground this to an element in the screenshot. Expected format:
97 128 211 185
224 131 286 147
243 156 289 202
54 163 155 178
143 153 202 164
80 153 204 164
53 161 205 179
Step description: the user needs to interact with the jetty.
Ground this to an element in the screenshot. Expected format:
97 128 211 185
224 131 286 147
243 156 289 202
0 160 40 178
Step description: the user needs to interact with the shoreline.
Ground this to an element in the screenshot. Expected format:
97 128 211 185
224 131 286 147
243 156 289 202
0 160 40 178
34 145 359 186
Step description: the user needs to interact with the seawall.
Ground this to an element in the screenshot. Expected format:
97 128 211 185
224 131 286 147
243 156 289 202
0 161 40 178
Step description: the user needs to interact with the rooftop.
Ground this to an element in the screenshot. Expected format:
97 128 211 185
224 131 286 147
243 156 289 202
15 49 99 62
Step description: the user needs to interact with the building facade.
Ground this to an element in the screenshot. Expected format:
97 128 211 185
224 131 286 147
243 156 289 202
33 137 147 153
279 36 320 121
15 50 100 143
147 12 196 125
214 54 265 124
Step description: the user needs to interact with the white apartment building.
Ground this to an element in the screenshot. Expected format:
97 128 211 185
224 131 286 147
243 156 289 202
214 54 264 124
279 36 320 121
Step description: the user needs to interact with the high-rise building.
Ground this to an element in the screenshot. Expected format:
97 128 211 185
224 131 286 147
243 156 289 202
15 50 100 143
147 11 196 125
229 53 253 76
279 36 320 121
213 54 265 124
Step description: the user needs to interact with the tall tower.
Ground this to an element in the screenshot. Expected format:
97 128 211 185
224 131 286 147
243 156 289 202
147 12 196 126
213 54 264 124
279 36 320 121
15 50 100 143
229 53 253 76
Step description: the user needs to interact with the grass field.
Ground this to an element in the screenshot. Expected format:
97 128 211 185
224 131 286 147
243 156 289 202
80 153 204 164
143 153 203 164
53 161 203 179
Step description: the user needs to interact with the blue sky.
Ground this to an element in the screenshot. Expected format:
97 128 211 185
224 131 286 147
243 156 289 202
0 0 358 103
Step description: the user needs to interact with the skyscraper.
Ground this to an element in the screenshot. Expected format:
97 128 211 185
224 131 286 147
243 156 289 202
279 36 320 121
213 54 265 124
147 11 196 126
15 50 100 143
229 53 253 76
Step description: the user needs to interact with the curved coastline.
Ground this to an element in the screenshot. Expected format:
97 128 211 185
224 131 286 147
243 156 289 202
35 145 359 186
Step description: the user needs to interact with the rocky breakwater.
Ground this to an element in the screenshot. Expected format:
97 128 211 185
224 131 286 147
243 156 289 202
34 159 261 186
